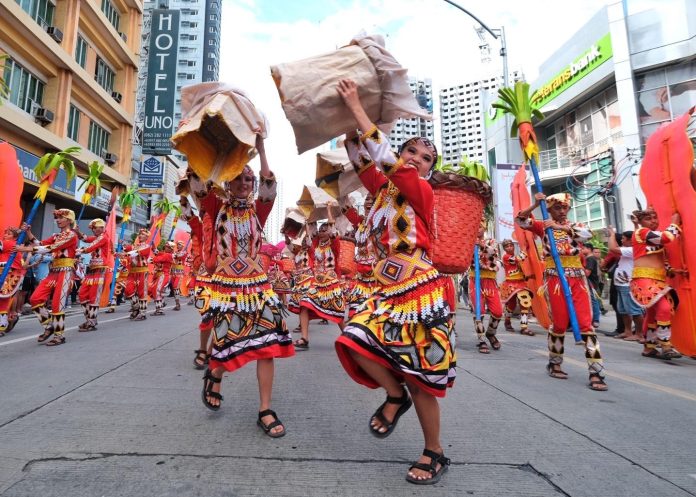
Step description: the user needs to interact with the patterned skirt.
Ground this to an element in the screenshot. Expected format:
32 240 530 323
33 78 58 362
197 271 294 372
300 270 345 323
500 278 532 305
336 250 456 398
288 271 312 314
347 271 380 318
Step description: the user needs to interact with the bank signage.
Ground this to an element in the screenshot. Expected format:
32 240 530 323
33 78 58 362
142 9 180 155
530 33 613 108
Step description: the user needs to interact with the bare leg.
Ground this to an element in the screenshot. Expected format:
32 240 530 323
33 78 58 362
299 308 310 342
407 384 445 481
257 358 283 436
348 349 403 434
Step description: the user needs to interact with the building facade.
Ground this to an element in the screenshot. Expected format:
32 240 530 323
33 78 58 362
386 78 434 153
485 0 695 231
0 0 141 237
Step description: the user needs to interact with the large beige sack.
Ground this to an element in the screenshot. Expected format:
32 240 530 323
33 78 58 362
297 185 342 223
315 149 363 199
171 82 268 185
271 34 431 154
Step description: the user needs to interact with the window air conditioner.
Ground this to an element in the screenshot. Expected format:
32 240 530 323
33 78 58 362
34 107 54 125
103 152 118 164
45 26 64 43
111 92 123 103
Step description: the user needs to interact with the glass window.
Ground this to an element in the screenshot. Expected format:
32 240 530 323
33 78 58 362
637 87 670 124
15 0 54 27
607 100 621 131
635 69 666 92
95 57 115 93
67 105 80 141
88 120 110 156
668 79 696 117
3 58 45 113
75 35 88 68
666 60 696 85
100 0 120 30
605 85 618 104
591 109 608 142
640 122 663 144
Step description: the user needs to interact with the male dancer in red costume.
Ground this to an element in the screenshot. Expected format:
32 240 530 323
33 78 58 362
469 229 504 353
500 239 535 336
516 193 607 391
121 228 151 321
629 208 683 359
16 209 78 346
170 240 186 310
0 227 24 336
150 241 175 316
75 218 112 331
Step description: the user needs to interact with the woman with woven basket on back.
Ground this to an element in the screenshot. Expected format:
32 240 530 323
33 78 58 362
334 79 456 485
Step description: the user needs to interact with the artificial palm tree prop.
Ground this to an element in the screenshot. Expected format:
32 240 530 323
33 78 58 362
152 197 176 245
0 146 80 289
493 81 581 342
76 161 104 222
167 204 183 241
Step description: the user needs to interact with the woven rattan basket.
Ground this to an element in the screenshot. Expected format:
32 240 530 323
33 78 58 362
337 237 357 277
429 171 492 274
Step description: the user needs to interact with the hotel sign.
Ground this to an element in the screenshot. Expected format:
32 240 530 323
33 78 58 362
530 33 612 108
142 9 180 155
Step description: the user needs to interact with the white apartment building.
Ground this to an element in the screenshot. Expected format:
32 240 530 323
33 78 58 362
440 71 522 166
387 78 434 153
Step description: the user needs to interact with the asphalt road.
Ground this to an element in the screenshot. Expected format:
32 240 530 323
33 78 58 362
0 302 695 496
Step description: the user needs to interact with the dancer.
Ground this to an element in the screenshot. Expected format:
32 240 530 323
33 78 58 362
500 239 535 336
0 227 24 336
170 240 187 310
121 228 151 321
294 214 345 350
199 135 294 438
469 230 504 353
629 208 683 359
335 79 454 484
75 218 111 331
15 209 78 346
150 241 175 316
516 193 607 391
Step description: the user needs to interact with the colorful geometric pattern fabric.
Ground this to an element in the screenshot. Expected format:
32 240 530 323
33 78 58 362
300 272 345 323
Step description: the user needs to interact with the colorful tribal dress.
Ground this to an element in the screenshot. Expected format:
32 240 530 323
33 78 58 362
516 216 603 375
468 238 503 344
196 174 294 372
344 208 379 318
0 237 24 335
630 223 681 356
288 245 312 314
300 234 345 323
336 127 456 398
500 251 534 333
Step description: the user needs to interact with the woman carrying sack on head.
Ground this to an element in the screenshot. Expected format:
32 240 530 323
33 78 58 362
334 79 456 485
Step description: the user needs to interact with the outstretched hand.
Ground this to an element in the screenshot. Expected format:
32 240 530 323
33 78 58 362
336 79 360 109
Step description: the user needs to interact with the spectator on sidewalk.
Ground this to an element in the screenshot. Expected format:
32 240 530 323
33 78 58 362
601 234 624 336
607 228 644 341
583 243 602 329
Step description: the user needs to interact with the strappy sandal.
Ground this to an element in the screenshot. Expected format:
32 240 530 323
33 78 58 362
642 348 659 358
6 316 19 333
294 337 309 350
477 341 490 354
369 387 412 439
37 330 54 343
45 336 66 347
659 349 682 360
487 334 501 351
201 370 223 411
193 349 209 370
546 363 568 379
521 328 536 336
134 314 147 321
257 409 286 438
406 449 451 485
588 373 608 391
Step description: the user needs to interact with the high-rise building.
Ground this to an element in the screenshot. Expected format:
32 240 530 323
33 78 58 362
0 0 141 237
387 78 434 153
131 0 221 235
440 71 522 166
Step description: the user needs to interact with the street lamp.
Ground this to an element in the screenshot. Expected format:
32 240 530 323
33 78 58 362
441 0 511 161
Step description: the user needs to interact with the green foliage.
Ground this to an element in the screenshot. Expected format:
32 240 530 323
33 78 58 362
153 197 176 215
435 155 490 183
34 146 81 181
492 81 544 138
119 185 146 210
78 161 104 195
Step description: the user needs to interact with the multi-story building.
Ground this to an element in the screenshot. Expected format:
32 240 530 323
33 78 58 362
131 0 220 236
440 71 522 167
0 0 142 237
387 78 434 153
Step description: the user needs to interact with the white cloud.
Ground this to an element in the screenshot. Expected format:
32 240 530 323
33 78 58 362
218 0 607 213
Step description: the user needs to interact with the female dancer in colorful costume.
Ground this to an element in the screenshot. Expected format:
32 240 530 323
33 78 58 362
16 209 78 346
150 241 175 316
0 228 24 336
630 208 683 359
500 239 535 336
334 79 455 485
469 232 504 353
343 197 380 318
516 192 607 391
294 216 345 350
286 234 311 315
199 136 294 437
76 218 111 331
121 228 151 321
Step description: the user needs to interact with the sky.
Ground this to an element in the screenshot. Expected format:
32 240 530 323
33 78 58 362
218 0 608 214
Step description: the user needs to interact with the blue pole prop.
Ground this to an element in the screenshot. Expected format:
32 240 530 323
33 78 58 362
528 156 582 342
0 198 42 290
473 244 481 322
76 203 87 224
107 222 127 303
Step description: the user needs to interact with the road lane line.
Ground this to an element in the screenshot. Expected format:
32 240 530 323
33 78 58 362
533 350 696 402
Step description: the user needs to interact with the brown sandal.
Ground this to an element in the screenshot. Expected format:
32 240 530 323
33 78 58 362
588 373 608 391
37 330 54 343
477 341 490 354
45 336 66 346
487 334 501 351
193 349 209 370
546 363 568 379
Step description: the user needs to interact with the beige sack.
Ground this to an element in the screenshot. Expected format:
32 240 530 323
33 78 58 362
271 34 431 154
315 149 363 199
297 185 342 223
171 82 268 185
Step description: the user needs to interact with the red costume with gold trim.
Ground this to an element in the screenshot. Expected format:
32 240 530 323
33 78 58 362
0 237 24 334
468 237 504 347
500 247 534 334
169 243 186 307
78 227 112 329
150 249 174 314
344 207 379 318
123 236 151 320
300 233 345 323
